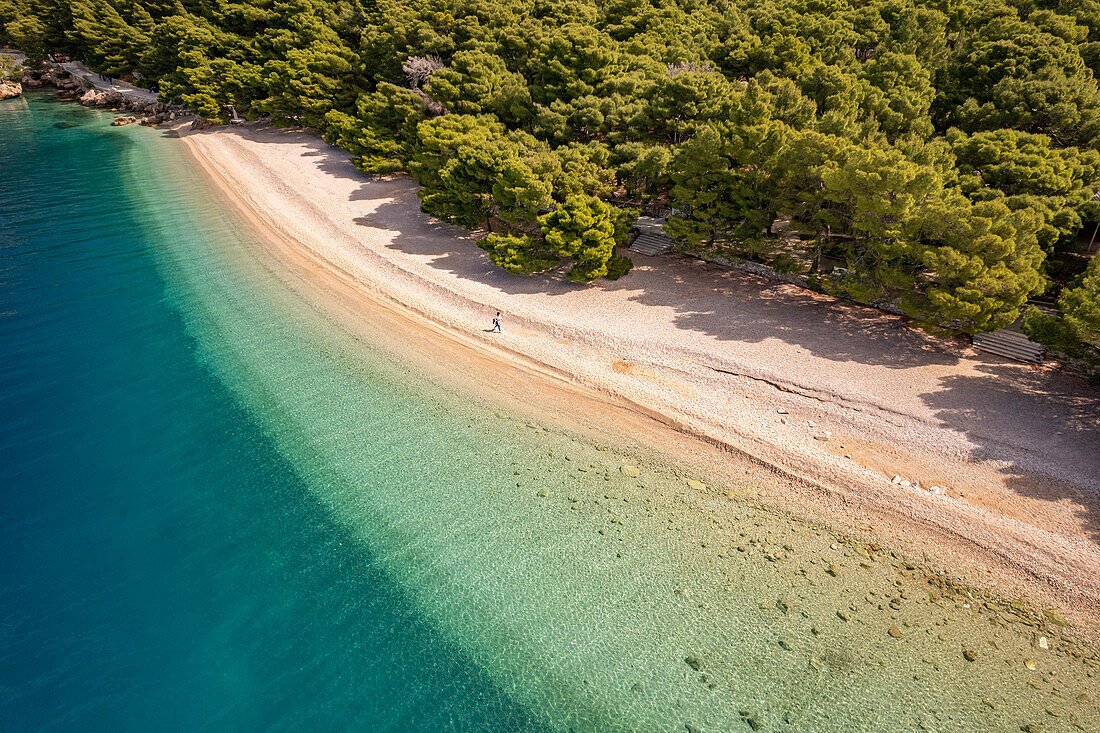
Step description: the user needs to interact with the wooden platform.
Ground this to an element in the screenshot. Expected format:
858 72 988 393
630 217 674 256
972 329 1045 363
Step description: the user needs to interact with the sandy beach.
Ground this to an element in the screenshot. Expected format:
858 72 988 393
178 123 1100 633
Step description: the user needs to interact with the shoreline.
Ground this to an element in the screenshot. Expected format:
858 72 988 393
173 121 1100 637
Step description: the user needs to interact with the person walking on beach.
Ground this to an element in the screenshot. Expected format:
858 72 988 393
491 311 502 333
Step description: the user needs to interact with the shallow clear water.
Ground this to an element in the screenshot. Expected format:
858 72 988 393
1 93 1097 732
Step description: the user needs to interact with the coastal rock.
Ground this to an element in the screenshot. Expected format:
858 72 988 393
0 81 21 100
1042 609 1069 627
112 115 138 126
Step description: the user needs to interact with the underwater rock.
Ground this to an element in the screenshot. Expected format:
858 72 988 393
684 655 703 670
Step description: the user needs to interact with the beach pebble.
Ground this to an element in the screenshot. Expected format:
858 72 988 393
892 475 902 484
1038 636 1048 650
685 478 706 491
888 626 902 638
1025 659 1037 671
777 408 788 414
620 464 640 478
806 420 816 427
963 649 977 662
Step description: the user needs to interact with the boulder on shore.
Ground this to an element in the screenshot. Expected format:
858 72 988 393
0 81 21 100
112 115 138 126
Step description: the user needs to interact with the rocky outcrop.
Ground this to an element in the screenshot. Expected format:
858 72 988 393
21 65 191 126
111 115 138 126
0 81 21 100
76 87 185 126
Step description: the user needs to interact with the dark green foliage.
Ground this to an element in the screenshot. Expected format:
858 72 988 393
478 233 560 273
12 0 1097 295
539 195 631 282
1024 255 1100 367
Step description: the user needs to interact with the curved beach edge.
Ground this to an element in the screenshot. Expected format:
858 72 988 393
174 121 1100 642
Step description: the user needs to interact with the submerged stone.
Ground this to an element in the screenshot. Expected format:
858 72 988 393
1043 610 1069 627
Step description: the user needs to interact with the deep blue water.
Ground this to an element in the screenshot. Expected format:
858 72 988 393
0 92 540 731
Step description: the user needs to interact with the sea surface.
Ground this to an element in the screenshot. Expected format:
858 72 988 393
1 92 1097 732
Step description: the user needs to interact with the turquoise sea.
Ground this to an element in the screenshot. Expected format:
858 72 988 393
1 92 1097 731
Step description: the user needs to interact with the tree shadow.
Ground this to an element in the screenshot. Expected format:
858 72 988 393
216 126 959 371
193 124 1100 540
919 363 1100 542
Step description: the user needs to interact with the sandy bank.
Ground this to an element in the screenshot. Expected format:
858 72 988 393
176 122 1100 634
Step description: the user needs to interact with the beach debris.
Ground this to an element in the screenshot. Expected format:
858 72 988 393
620 464 640 478
684 655 703 671
1043 609 1069 627
888 626 903 638
685 478 706 491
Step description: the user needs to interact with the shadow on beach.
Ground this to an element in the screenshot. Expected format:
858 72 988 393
196 123 1100 543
